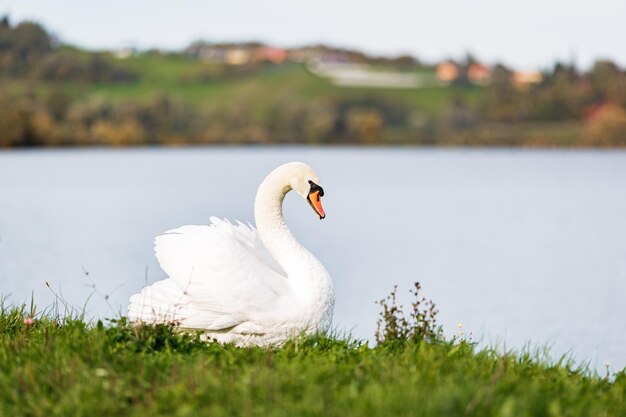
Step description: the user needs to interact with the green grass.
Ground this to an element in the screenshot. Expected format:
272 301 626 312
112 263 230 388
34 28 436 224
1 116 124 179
1 305 624 417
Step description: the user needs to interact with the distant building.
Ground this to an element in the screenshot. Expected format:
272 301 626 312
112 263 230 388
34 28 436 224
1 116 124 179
185 43 253 65
288 46 355 65
468 63 492 85
287 47 317 63
187 44 228 63
224 48 250 65
436 61 460 84
113 47 136 59
512 71 543 87
186 43 288 65
254 47 287 64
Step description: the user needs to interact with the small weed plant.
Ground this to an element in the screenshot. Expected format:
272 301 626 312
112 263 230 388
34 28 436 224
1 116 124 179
375 281 440 345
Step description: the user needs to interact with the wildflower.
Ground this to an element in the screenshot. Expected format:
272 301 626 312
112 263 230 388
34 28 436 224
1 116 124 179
24 317 33 326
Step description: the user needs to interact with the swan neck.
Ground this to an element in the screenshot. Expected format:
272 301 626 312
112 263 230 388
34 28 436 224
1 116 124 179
253 165 334 331
254 171 300 264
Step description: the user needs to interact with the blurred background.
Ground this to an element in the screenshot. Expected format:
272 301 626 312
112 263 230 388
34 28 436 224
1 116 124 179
1 0 626 147
1 1 625 372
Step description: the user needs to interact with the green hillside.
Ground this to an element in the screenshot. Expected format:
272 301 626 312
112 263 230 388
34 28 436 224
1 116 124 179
21 50 480 118
85 54 480 112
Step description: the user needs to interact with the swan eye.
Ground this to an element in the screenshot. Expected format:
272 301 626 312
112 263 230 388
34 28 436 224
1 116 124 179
308 181 324 197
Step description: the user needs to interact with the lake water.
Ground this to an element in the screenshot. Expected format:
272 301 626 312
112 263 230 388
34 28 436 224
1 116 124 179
1 147 625 372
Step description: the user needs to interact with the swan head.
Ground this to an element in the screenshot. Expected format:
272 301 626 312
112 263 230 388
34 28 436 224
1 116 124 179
284 162 326 220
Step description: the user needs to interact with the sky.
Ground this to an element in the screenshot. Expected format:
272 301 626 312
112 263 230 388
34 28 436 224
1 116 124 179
3 0 626 70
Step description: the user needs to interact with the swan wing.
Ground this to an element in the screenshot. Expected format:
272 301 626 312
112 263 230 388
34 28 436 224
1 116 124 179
130 217 289 330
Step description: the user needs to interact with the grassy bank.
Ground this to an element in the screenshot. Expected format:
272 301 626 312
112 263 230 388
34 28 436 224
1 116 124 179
1 305 624 417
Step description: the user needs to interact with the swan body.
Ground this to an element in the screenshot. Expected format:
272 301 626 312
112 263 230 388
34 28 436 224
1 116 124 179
128 162 334 346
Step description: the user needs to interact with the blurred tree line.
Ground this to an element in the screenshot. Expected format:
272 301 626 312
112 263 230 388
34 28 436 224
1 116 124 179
0 90 414 146
446 61 626 146
1 17 626 147
0 17 135 82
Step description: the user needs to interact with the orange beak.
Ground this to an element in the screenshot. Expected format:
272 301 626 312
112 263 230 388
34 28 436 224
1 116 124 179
307 190 325 220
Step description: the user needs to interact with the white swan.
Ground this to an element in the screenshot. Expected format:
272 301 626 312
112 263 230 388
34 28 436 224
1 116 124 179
127 162 334 346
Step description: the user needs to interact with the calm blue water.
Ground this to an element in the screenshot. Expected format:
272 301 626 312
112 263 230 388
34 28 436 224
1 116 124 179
1 147 625 372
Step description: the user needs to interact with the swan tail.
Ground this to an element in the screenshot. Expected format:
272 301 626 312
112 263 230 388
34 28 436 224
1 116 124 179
127 278 190 324
127 278 243 330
